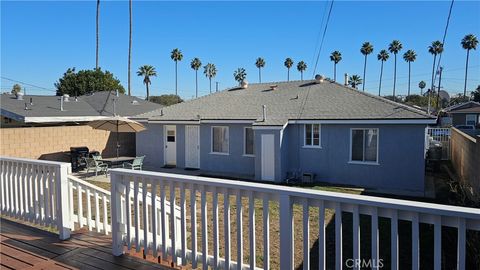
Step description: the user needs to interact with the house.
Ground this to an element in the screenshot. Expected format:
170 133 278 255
134 79 436 194
442 101 480 128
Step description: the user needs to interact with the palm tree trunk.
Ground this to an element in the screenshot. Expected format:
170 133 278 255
96 0 100 70
436 67 443 112
430 55 437 94
334 63 336 82
175 61 178 96
393 54 397 101
195 70 198 98
209 78 212 93
259 68 261 83
287 68 290 82
146 82 150 101
464 49 470 98
378 61 384 96
408 62 411 96
301 71 303 81
362 55 367 91
127 0 132 96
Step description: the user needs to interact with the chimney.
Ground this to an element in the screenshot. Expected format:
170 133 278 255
262 105 267 122
344 73 349 86
63 94 70 102
116 89 119 97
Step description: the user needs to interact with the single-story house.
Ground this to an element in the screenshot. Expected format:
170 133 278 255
442 101 480 128
134 80 437 194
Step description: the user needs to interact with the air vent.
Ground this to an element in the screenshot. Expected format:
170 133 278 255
131 100 139 105
269 85 278 90
315 74 325 83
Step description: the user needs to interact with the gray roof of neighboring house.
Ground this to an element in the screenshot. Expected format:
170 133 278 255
443 101 480 113
1 91 162 122
137 80 435 126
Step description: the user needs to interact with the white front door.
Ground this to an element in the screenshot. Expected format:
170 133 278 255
185 125 200 169
164 125 177 166
261 134 275 181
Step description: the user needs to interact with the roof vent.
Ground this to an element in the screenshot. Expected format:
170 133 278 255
315 74 325 83
262 105 267 122
241 80 249 89
344 73 349 86
131 100 139 105
269 84 278 91
16 92 24 100
63 94 70 102
29 98 33 106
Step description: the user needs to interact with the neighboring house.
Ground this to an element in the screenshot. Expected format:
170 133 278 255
134 80 436 195
1 91 162 127
442 101 480 128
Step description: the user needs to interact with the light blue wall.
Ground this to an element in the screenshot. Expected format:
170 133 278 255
135 123 164 169
283 124 426 192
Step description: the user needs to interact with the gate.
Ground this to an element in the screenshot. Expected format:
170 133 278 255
427 127 451 160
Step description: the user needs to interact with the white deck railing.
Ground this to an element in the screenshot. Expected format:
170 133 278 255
110 168 480 270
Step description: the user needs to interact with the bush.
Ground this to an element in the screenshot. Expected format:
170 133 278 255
148 94 183 106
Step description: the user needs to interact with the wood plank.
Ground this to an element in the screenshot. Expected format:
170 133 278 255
0 235 58 259
0 252 34 269
0 242 48 264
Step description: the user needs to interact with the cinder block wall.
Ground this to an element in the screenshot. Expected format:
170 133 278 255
0 125 135 162
451 128 480 193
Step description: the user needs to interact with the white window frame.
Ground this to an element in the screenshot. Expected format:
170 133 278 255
210 126 229 155
465 114 477 126
243 127 255 157
303 124 322 148
349 128 379 165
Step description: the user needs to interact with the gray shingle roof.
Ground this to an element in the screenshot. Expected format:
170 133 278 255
138 80 435 125
1 91 162 122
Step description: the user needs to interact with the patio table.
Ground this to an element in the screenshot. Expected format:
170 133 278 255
99 156 136 168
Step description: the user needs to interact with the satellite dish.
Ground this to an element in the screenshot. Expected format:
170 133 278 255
439 90 450 102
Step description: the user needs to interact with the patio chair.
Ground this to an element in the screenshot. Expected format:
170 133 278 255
83 157 108 176
123 156 145 170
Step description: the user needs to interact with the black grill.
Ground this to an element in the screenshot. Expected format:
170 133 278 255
70 146 89 172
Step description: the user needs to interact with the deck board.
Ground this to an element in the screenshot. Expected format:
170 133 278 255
0 218 176 270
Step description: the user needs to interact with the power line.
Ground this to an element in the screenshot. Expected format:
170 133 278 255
310 0 329 69
0 76 57 92
433 0 455 85
312 0 335 77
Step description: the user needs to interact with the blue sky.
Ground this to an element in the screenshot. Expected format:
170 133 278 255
1 1 479 99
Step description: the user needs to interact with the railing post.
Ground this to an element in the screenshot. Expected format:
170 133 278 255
56 163 71 240
111 172 126 256
279 193 293 270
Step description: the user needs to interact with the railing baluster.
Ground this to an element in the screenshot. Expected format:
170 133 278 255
143 178 149 257
335 203 342 270
68 180 74 229
352 205 360 270
160 180 167 259
263 195 269 270
151 181 158 258
95 191 100 233
201 186 208 270
391 210 398 270
191 184 198 268
318 200 325 270
77 182 83 227
434 215 441 270
12 162 18 218
303 199 309 270
279 194 293 270
249 192 256 270
34 165 40 223
0 160 4 211
103 194 108 235
49 166 55 224
86 188 92 231
170 181 177 264
40 165 47 224
180 182 187 265
213 187 219 268
412 212 419 270
457 218 466 270
224 189 231 270
236 190 243 270
371 207 379 270
26 164 33 221
134 179 140 253
19 162 26 217
125 179 131 248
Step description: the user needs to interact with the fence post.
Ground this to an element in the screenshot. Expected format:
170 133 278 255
111 171 126 256
279 193 293 270
56 163 71 240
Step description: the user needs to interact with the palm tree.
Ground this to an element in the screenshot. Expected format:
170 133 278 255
297 61 307 81
377 49 389 96
418 81 426 95
96 0 100 70
428 41 444 95
127 0 132 95
137 65 157 101
360 42 374 91
403 49 417 96
255 57 265 83
190 58 202 98
203 63 217 93
388 40 403 101
348 75 363 89
329 51 342 82
170 48 183 96
284 58 294 81
461 34 479 97
234 68 247 84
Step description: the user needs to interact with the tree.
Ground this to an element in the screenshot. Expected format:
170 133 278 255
297 61 307 81
128 0 132 95
418 81 426 95
403 49 417 96
377 49 389 96
388 40 403 101
203 63 217 93
171 48 183 95
148 94 183 106
428 41 444 94
96 0 100 70
449 93 470 106
137 65 157 100
461 34 478 97
348 75 362 89
234 68 247 84
472 85 480 102
11 84 22 95
284 58 294 81
190 58 202 98
329 51 342 82
404 94 437 108
360 42 374 91
55 68 125 96
255 57 265 83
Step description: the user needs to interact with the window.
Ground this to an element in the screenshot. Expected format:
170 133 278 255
244 127 254 156
304 124 321 147
466 114 477 126
167 130 175 142
212 126 229 154
350 129 378 163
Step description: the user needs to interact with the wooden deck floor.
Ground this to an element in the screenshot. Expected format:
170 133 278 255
0 218 176 270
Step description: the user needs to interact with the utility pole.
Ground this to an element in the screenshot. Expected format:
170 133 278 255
215 82 219 92
436 67 443 113
428 86 433 115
